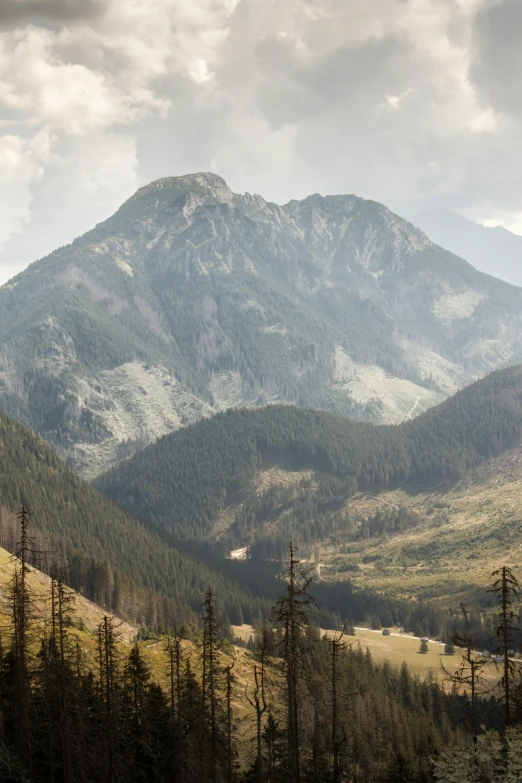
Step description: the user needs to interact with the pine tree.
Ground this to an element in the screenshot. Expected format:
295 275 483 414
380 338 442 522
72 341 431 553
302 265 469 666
98 616 122 782
330 630 348 783
263 706 286 783
123 643 171 779
165 634 186 781
9 507 34 776
32 569 85 783
307 707 330 783
51 572 74 782
180 658 210 782
271 543 316 783
224 662 235 783
202 588 223 782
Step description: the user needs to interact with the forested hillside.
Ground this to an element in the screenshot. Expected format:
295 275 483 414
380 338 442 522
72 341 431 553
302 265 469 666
0 411 271 625
0 525 503 783
0 408 415 633
96 364 522 554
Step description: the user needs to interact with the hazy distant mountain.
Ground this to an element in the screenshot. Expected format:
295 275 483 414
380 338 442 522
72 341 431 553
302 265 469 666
1 172 522 478
412 209 522 287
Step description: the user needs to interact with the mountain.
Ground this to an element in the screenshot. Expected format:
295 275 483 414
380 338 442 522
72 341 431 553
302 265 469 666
412 209 522 287
2 173 522 479
95 364 522 555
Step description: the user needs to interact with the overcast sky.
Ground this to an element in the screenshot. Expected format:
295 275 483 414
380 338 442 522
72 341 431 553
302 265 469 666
0 0 520 283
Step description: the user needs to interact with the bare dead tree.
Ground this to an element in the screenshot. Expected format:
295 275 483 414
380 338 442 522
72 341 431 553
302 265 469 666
246 642 268 783
488 566 520 727
441 605 488 744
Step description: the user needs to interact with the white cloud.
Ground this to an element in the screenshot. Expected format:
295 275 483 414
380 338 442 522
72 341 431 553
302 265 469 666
0 0 521 282
0 132 138 283
0 130 54 250
0 0 239 280
190 59 214 84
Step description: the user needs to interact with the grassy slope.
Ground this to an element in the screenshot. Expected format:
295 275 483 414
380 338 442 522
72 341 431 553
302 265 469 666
0 542 502 776
209 445 522 615
0 545 267 748
318 442 522 607
0 546 135 654
0 540 501 705
231 623 501 688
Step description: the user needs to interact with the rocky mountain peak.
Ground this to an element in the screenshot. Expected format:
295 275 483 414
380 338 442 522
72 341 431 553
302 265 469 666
135 172 234 204
1 176 522 480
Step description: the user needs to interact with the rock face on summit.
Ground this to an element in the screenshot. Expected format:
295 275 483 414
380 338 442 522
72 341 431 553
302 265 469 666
1 172 521 478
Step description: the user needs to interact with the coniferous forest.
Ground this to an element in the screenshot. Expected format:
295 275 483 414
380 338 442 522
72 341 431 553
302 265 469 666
3 508 522 783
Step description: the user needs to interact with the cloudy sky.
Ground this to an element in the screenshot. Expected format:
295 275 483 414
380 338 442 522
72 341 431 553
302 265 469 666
0 0 520 283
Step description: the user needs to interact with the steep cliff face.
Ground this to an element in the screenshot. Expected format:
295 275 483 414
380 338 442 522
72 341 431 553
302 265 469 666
1 172 521 478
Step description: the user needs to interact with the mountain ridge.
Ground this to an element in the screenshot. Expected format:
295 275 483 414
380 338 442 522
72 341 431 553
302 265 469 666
2 173 522 477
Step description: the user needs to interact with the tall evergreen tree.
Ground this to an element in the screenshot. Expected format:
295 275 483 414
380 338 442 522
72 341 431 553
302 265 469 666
202 587 219 779
98 616 122 782
224 662 235 783
271 544 316 783
329 630 348 783
10 506 34 776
